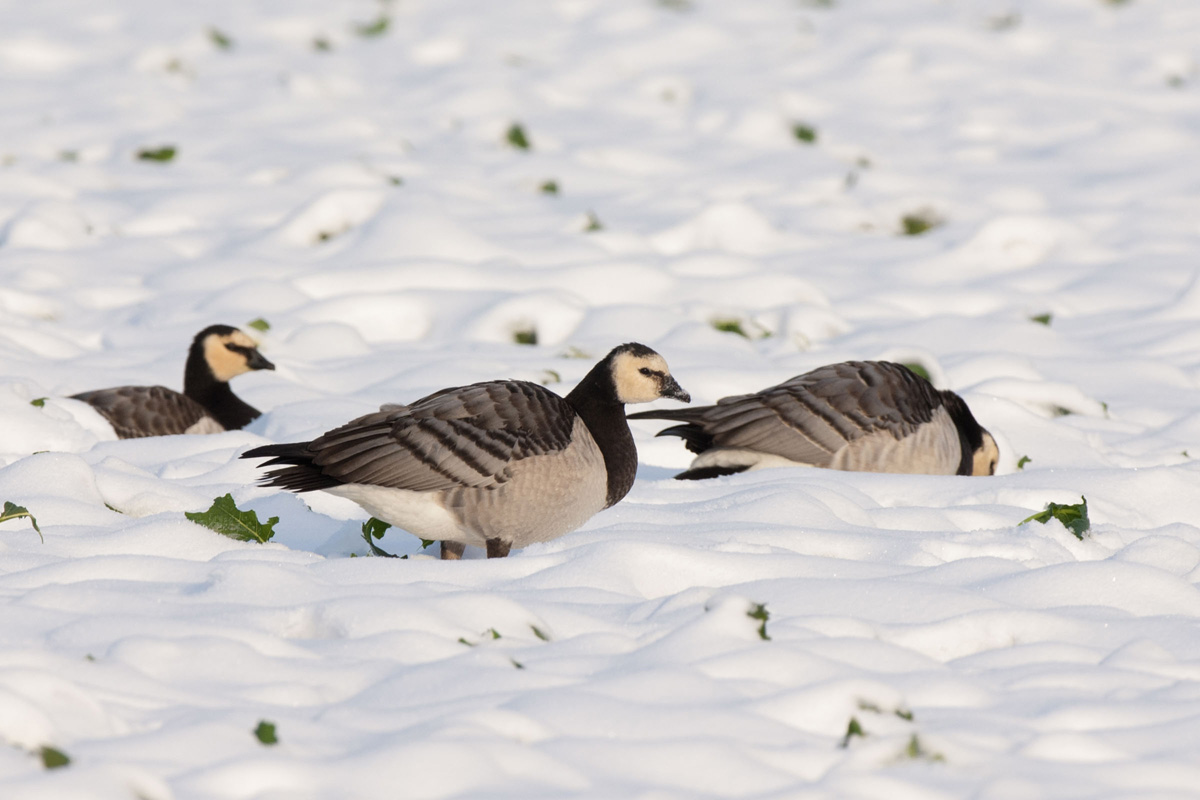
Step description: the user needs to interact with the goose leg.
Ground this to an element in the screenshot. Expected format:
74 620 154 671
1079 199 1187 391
485 538 511 559
440 541 465 560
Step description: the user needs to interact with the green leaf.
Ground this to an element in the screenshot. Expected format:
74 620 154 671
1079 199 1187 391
254 720 278 745
488 628 501 640
899 210 942 236
362 517 391 540
246 317 270 332
1021 496 1089 540
208 27 234 50
39 746 70 769
839 717 865 748
1 501 42 542
355 16 390 37
511 658 525 670
583 211 603 232
458 637 474 647
1017 455 1031 470
136 145 177 163
513 328 538 346
902 733 945 762
747 602 770 641
895 707 914 721
1030 312 1052 326
30 397 46 408
505 123 531 150
712 318 749 338
539 179 559 195
791 122 818 144
902 362 931 381
313 36 332 51
420 538 435 550
531 625 550 641
185 494 277 543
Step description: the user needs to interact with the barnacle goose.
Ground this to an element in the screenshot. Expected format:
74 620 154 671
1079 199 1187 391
72 325 275 438
628 360 998 479
242 343 690 558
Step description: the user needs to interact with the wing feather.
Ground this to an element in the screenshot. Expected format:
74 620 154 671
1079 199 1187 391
286 380 578 492
72 385 212 438
632 362 945 467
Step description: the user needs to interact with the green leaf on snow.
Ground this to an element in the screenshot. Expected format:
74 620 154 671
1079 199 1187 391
748 602 770 641
1021 496 1089 539
1 501 42 542
254 720 278 745
185 494 277 542
40 746 70 769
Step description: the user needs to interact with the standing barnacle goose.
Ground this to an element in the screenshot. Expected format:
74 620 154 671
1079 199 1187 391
72 325 275 438
628 360 998 479
242 343 690 559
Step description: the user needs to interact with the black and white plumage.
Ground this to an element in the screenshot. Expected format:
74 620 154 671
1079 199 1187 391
72 325 275 439
628 360 998 480
242 343 690 559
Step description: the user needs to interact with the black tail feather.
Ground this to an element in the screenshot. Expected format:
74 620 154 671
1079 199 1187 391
241 442 341 492
674 464 750 480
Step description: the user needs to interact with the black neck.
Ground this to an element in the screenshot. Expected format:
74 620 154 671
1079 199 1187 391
941 391 984 476
184 351 260 430
566 360 637 507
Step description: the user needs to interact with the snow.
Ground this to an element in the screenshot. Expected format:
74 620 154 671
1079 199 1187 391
3 0 1200 796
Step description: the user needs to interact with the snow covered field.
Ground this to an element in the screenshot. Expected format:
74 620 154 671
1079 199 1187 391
3 0 1200 796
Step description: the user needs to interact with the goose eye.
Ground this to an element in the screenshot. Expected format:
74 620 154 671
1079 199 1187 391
639 367 653 376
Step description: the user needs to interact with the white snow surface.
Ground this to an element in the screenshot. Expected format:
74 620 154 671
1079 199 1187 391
3 0 1200 797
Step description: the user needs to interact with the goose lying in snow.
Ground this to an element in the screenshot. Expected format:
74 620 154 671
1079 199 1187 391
243 343 690 559
72 325 275 438
628 360 997 479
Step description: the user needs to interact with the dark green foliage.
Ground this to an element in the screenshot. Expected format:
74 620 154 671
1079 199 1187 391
362 517 390 540
513 328 538 345
840 717 865 748
1021 496 1089 539
1017 455 1031 469
355 16 390 37
531 625 550 641
246 318 270 332
900 211 941 236
136 146 177 163
712 319 748 338
208 27 234 50
1030 313 1052 326
539 180 559 195
1 501 42 541
506 123 531 150
29 397 46 408
583 211 603 232
40 746 70 769
791 123 818 144
185 494 277 543
747 603 770 641
254 720 278 745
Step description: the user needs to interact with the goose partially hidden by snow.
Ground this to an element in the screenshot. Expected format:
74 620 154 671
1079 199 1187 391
242 343 690 559
72 325 275 438
628 360 997 479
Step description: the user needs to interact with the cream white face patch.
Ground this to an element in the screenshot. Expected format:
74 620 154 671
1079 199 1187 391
205 333 256 382
612 351 673 404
